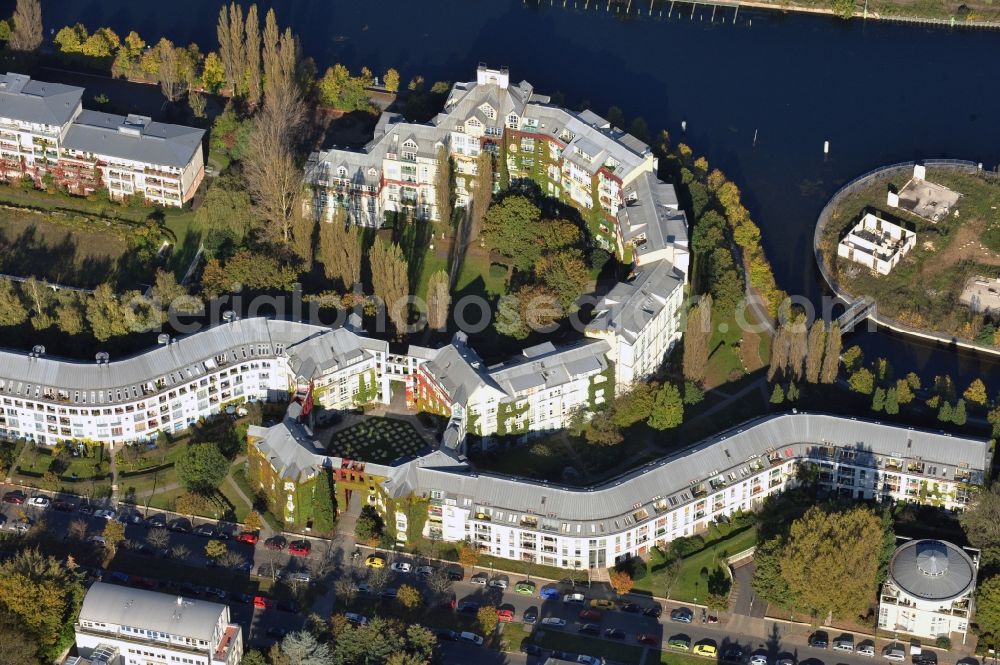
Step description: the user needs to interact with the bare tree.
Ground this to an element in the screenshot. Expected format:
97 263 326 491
218 550 246 570
426 569 454 595
334 577 358 604
145 527 170 549
426 269 450 331
244 4 262 108
156 39 183 102
10 0 42 52
366 566 390 595
171 544 191 561
68 518 89 541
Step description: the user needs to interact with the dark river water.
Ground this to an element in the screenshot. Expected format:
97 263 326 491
34 0 1000 387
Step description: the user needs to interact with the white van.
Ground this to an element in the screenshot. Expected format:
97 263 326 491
460 632 484 646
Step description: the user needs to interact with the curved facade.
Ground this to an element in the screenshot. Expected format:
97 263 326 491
879 539 978 640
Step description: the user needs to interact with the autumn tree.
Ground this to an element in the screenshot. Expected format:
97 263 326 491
434 145 452 225
0 280 27 327
244 9 305 245
648 383 683 430
848 368 875 395
244 4 262 108
426 269 450 331
370 236 410 334
964 379 988 407
609 569 634 596
804 320 826 383
819 322 842 383
319 213 362 289
780 506 884 619
155 39 183 102
102 519 125 553
396 584 422 611
205 539 227 560
9 0 41 52
0 548 83 660
477 605 498 635
384 68 400 93
458 543 479 570
683 295 712 383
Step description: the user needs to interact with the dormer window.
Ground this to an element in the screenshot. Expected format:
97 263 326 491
479 103 496 120
506 113 519 129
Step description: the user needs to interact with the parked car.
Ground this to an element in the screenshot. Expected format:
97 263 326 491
2 491 25 504
590 598 615 610
722 647 746 662
523 606 538 624
232 593 254 604
27 496 50 508
288 540 311 556
809 631 829 649
11 517 32 532
256 564 284 579
620 601 640 613
515 580 536 595
415 565 434 577
857 642 876 657
288 572 311 584
459 632 484 646
637 634 659 646
118 509 142 524
578 608 602 621
193 524 216 537
577 655 604 665
264 536 287 551
470 572 489 585
539 585 561 600
457 601 480 614
912 653 937 665
446 568 464 581
236 531 259 545
497 608 515 622
436 629 459 641
522 644 544 656
145 512 167 527
540 617 566 628
669 607 693 623
167 518 191 533
578 623 600 635
604 628 626 640
489 576 509 590
364 555 385 568
379 588 397 600
694 642 718 657
750 655 770 665
668 636 691 651
94 509 116 521
52 500 75 512
833 636 855 652
563 593 586 605
390 562 412 573
644 603 663 618
883 644 906 662
254 595 274 609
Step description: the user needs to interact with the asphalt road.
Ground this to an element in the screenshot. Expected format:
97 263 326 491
0 485 977 665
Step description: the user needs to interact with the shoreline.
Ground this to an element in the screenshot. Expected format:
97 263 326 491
813 159 1000 360
734 0 1000 27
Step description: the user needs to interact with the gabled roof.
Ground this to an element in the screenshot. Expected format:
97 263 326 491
489 340 610 397
63 110 204 168
420 334 500 404
285 327 386 380
250 415 325 484
79 583 226 642
618 172 689 263
0 72 82 126
586 260 685 344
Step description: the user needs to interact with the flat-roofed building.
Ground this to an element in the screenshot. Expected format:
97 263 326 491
74 582 242 665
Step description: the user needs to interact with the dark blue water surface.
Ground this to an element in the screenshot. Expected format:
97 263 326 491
38 1 1000 386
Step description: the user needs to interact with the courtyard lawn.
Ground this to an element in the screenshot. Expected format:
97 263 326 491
325 417 428 464
668 525 758 603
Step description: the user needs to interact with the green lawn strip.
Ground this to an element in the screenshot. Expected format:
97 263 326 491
232 467 282 531
669 527 758 603
526 629 645 663
146 486 186 512
656 651 713 665
499 621 530 651
218 475 252 522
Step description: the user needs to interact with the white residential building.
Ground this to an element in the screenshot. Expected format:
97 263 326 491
74 582 242 665
0 72 204 207
837 212 916 275
878 539 977 641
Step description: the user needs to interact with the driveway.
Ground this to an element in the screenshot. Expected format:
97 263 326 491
731 561 767 618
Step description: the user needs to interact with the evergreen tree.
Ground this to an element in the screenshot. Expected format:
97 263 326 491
938 401 953 423
884 387 899 415
953 399 967 426
872 387 885 412
770 384 785 405
787 382 800 402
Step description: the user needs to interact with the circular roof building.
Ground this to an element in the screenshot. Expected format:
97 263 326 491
887 539 975 602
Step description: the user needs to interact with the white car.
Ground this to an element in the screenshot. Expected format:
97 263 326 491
93 509 116 520
858 644 876 657
883 648 906 662
390 562 412 573
563 593 585 604
459 631 484 646
27 496 50 508
470 573 489 585
750 655 769 665
540 617 566 628
415 565 434 577
488 577 508 590
578 657 604 665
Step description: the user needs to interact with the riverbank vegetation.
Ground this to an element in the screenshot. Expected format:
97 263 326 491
818 166 1000 350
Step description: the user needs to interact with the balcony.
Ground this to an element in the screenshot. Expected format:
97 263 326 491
213 624 240 664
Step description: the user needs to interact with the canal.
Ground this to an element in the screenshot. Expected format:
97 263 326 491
36 0 1000 386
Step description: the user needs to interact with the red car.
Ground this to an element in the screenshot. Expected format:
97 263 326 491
288 540 311 556
2 491 25 505
253 595 274 609
236 531 259 545
578 608 602 621
497 608 514 623
637 634 659 646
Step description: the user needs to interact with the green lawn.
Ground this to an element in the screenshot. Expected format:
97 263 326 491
326 417 428 464
656 652 713 665
669 526 758 603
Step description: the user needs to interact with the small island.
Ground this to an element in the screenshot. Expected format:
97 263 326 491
816 161 1000 352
